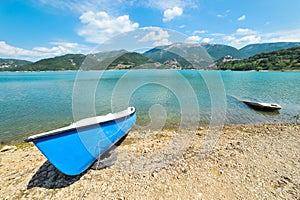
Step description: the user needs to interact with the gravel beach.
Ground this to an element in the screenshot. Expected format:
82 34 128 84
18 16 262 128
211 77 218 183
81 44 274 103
0 123 299 199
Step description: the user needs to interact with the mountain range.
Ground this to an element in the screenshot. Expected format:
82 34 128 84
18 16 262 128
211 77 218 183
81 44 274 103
1 42 300 71
239 42 300 57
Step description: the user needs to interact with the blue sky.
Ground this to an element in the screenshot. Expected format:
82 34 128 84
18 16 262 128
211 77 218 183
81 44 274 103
1 0 300 61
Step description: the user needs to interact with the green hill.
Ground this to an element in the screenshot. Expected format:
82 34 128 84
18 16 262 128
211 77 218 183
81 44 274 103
80 50 153 70
217 47 300 71
22 54 86 71
0 58 32 71
203 43 247 60
0 51 152 71
108 52 152 69
240 42 300 57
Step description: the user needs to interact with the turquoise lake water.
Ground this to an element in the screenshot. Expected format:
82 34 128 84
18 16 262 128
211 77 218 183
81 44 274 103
0 70 299 144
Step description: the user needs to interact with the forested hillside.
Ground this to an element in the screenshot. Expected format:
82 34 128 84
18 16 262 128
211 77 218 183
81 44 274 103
217 47 300 71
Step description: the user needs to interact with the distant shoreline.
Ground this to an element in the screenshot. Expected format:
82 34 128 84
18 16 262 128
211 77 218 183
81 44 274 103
1 69 300 73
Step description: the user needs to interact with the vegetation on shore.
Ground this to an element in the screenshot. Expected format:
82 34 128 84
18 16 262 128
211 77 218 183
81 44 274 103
107 52 153 70
217 47 300 71
3 54 86 71
0 58 32 69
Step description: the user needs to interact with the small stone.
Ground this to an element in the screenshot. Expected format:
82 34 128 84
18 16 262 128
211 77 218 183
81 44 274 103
33 179 39 184
85 174 92 179
151 172 158 178
47 171 55 178
0 145 17 152
196 132 202 136
181 167 187 173
40 171 47 178
101 185 107 192
143 147 150 153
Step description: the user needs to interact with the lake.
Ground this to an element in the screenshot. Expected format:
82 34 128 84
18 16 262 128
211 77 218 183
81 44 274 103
0 70 299 144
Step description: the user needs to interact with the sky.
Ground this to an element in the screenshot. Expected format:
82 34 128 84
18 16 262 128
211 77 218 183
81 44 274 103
1 0 300 61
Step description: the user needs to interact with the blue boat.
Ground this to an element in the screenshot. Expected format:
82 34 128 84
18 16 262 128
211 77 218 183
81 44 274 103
25 107 136 176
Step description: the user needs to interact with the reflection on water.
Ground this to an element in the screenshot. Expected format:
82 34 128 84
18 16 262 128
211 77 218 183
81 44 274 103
254 110 281 116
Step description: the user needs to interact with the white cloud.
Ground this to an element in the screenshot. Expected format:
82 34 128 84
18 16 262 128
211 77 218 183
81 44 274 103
265 21 271 25
163 6 183 22
0 41 90 61
193 30 208 35
216 10 230 18
152 39 171 46
179 25 185 28
50 42 84 49
235 35 261 47
237 15 246 21
78 11 139 44
236 28 257 35
144 0 197 10
39 0 132 13
186 36 202 43
218 28 260 47
210 33 226 37
225 28 300 48
223 35 235 41
0 41 34 57
262 29 300 43
139 27 171 46
222 34 261 48
40 0 197 14
192 27 300 49
202 38 214 43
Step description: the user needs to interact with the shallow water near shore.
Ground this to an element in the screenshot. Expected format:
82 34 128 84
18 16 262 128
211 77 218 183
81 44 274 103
0 70 299 143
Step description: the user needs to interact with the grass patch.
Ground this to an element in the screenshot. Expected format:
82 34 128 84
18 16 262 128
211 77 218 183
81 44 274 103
15 142 34 150
120 138 140 146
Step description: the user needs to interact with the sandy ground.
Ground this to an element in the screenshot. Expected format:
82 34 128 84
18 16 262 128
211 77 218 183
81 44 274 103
0 123 299 199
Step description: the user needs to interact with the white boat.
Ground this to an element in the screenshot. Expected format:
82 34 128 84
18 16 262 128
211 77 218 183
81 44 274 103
242 100 281 111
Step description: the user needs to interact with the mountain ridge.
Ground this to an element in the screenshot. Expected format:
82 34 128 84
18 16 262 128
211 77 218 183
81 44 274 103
240 42 300 57
1 42 300 71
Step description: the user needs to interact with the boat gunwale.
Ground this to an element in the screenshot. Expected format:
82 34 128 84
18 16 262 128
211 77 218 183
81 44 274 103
24 107 135 142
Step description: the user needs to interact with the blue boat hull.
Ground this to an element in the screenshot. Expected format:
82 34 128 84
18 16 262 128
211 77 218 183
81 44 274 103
26 107 136 176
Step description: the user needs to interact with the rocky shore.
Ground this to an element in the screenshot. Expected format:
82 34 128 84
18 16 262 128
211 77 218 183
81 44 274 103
0 123 299 199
